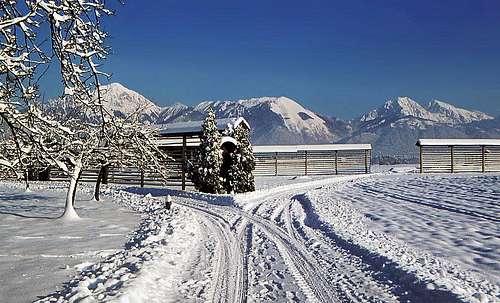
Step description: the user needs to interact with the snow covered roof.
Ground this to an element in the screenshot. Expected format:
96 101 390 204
416 139 500 146
221 136 238 146
157 117 250 136
253 144 372 153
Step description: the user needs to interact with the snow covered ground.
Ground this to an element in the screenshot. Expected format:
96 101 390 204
0 168 498 303
0 182 140 303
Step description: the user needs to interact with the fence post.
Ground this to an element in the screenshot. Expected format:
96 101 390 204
304 151 308 175
481 145 485 173
419 145 423 173
274 152 278 176
364 150 369 174
182 135 187 190
450 146 454 173
140 169 144 188
335 151 338 175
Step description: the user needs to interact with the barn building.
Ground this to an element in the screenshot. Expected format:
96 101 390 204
156 117 250 189
157 118 373 188
416 139 500 173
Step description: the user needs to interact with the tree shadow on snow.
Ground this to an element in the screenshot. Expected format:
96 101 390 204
0 204 61 219
0 192 48 202
0 210 56 219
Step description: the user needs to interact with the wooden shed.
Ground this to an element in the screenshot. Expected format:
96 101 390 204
156 117 250 189
416 139 500 173
253 144 372 176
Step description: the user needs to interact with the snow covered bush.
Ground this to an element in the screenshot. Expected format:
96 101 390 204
190 108 225 194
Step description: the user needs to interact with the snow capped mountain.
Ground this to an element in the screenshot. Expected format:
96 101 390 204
344 97 497 156
157 102 192 124
358 97 492 127
45 82 498 155
384 97 434 120
99 83 161 123
208 96 334 143
427 99 493 124
162 96 336 144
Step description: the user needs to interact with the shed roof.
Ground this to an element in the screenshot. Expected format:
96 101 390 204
416 139 500 146
157 117 250 136
252 144 372 153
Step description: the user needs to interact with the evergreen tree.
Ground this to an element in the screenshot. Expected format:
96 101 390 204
190 108 224 193
235 126 256 192
225 126 255 193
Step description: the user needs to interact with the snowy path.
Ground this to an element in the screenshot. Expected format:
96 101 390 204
172 176 419 303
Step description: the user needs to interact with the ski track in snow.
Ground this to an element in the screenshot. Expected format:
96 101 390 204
7 171 499 303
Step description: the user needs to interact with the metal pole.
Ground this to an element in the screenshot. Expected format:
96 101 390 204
182 135 187 190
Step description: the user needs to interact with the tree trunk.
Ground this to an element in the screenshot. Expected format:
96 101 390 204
94 164 109 201
71 168 83 207
61 162 82 220
24 169 30 192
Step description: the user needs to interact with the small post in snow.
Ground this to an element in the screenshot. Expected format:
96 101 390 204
165 194 172 210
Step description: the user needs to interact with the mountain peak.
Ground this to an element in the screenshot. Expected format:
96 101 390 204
99 82 161 123
427 99 493 124
170 102 189 109
105 82 125 89
360 96 494 127
379 97 432 121
428 99 450 107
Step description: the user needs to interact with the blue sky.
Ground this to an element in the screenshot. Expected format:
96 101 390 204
43 0 500 118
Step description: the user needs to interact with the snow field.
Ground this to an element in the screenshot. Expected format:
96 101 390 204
32 185 209 303
0 182 140 303
2 170 498 303
305 174 499 302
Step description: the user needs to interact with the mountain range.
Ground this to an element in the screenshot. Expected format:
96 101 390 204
74 83 500 156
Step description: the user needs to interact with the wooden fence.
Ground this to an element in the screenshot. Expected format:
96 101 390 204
420 145 500 173
48 164 194 189
254 149 371 176
3 144 372 189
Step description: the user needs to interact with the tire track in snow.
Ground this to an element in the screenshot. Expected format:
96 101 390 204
177 175 467 302
185 204 249 303
178 200 342 303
